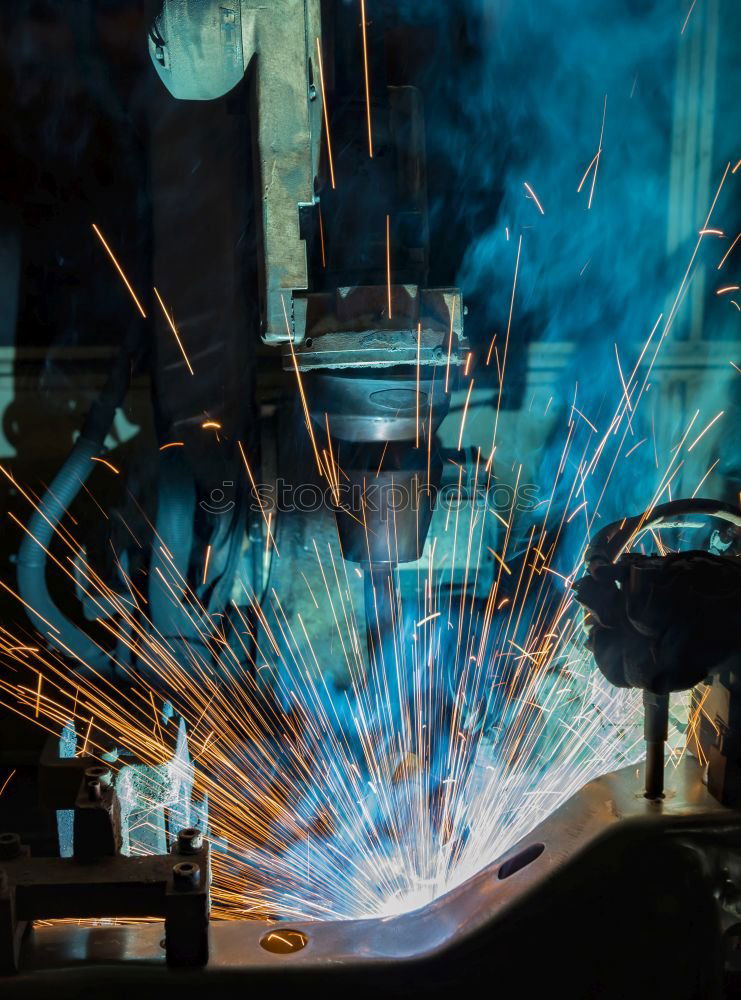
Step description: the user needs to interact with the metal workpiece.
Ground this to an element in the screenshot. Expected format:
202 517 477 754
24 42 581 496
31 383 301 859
0 757 736 998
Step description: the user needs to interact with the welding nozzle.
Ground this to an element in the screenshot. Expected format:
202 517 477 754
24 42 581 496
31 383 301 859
643 691 669 800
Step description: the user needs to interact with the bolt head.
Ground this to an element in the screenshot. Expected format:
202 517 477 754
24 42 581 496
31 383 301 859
84 766 111 785
176 827 203 855
172 860 200 890
86 778 102 802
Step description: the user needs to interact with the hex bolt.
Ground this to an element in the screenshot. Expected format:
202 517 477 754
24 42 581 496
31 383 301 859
86 778 102 802
176 827 203 855
172 861 200 891
84 766 112 786
0 833 21 860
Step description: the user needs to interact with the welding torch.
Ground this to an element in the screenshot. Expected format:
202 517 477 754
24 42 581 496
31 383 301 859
573 498 741 799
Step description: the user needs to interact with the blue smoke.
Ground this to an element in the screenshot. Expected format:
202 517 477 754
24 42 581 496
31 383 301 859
398 0 739 530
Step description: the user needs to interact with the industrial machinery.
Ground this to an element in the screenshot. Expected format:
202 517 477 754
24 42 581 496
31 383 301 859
1 1 740 997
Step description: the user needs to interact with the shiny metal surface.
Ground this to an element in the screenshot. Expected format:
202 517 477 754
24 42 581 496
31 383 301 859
6 755 736 998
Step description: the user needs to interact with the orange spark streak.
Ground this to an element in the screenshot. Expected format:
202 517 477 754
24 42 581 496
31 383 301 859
318 206 327 268
566 500 587 523
159 442 184 451
282 297 326 480
485 333 497 366
90 457 120 475
416 322 421 448
523 181 544 215
457 379 474 451
238 441 279 555
658 164 730 346
688 410 724 452
315 38 336 189
692 459 720 497
81 716 93 756
680 0 697 34
487 234 522 470
577 151 599 193
718 233 741 269
202 421 222 430
91 224 147 318
0 769 16 798
571 406 597 434
153 287 194 375
266 513 273 560
360 0 373 158
625 438 646 458
0 580 59 634
487 547 512 575
588 96 607 210
716 286 740 295
203 544 212 586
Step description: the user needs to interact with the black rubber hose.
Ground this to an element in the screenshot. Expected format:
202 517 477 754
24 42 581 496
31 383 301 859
585 498 741 570
16 329 145 677
17 435 114 674
147 448 198 659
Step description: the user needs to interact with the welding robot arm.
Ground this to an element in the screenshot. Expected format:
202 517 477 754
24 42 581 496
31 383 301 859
149 0 322 344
